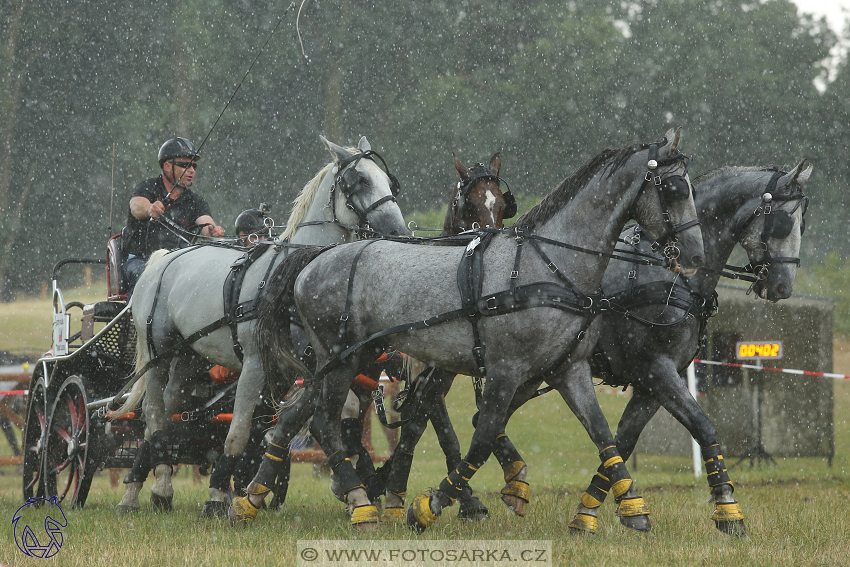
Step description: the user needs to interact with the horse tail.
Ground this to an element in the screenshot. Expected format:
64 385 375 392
403 356 427 382
113 332 148 417
255 245 336 388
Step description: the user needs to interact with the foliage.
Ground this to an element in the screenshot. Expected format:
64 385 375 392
0 0 848 302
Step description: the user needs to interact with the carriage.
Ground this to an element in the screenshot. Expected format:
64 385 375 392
21 233 272 509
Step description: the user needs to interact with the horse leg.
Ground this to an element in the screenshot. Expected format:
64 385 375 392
407 373 523 533
568 388 659 534
552 360 650 534
426 372 489 521
628 364 745 536
308 367 379 531
229 378 319 527
116 437 150 514
149 356 199 511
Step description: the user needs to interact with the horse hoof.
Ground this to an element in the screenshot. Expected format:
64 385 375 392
406 493 439 534
616 496 651 532
568 513 598 535
715 519 748 537
330 479 345 503
150 493 173 512
229 496 260 528
500 479 530 517
200 500 229 519
351 505 379 532
115 504 140 515
458 496 489 522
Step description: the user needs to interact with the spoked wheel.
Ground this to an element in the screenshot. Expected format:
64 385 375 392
44 375 98 508
22 374 48 501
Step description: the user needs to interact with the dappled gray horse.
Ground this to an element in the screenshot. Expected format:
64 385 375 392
112 136 409 514
231 128 705 532
562 162 811 536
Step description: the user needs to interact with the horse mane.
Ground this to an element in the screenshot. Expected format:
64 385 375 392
515 142 651 229
691 165 784 195
281 147 361 241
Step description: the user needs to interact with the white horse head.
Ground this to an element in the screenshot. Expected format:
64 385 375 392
282 136 408 245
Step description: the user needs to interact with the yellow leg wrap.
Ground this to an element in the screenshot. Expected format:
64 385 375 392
381 507 406 523
616 497 649 518
500 479 530 503
503 460 526 482
712 501 744 522
580 492 603 509
229 496 260 526
351 505 379 527
568 512 598 534
410 493 439 528
603 456 624 468
611 478 632 499
245 482 271 498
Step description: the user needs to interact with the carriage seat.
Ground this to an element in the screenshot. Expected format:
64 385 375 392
79 301 127 342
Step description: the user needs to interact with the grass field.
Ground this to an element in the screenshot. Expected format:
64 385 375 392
1 285 849 566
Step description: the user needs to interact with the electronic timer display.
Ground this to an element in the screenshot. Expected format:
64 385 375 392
735 341 783 360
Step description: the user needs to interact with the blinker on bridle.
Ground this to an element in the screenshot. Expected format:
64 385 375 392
329 149 401 236
636 141 700 260
742 170 808 293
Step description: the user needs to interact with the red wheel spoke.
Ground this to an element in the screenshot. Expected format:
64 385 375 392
55 426 73 443
52 458 70 475
67 397 79 430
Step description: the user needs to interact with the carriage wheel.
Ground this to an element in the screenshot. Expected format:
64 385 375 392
22 374 48 501
44 375 98 508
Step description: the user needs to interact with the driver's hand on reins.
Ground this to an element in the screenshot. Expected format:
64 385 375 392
204 224 225 237
148 200 166 219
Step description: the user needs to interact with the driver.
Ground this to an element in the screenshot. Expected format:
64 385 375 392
122 137 225 295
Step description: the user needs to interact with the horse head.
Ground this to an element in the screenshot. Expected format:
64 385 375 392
444 152 514 233
321 135 409 239
630 127 704 276
740 160 812 302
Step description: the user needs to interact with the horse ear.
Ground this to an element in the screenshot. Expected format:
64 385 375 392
489 152 501 176
454 154 470 180
357 136 371 153
321 135 353 163
664 127 682 154
780 159 812 191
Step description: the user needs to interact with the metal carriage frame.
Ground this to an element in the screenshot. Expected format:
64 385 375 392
22 235 268 509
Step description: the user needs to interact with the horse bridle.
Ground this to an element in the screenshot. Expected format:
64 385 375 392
630 141 701 261
453 164 517 230
329 150 401 236
739 170 808 291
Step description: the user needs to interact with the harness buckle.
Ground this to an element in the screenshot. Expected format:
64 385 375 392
577 330 586 341
181 412 191 422
510 270 519 279
339 312 349 322
371 385 385 412
662 212 671 222
628 270 637 279
546 261 558 273
597 298 611 311
257 281 266 290
645 171 653 182
654 175 662 186
485 297 498 311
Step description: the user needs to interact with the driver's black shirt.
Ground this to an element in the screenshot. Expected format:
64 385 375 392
123 176 212 258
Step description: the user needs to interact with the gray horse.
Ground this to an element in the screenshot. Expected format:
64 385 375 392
112 136 409 514
231 128 705 532
377 161 812 535
562 162 811 536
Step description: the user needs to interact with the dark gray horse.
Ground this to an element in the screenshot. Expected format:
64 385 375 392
563 162 811 536
231 128 705 532
377 161 812 535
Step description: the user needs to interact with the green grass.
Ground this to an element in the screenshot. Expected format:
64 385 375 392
1 275 849 566
1 382 848 566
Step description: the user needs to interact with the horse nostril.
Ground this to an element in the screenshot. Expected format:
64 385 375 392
692 254 705 268
776 283 789 297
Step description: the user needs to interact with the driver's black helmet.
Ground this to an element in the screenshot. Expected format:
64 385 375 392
235 209 266 236
158 137 201 167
